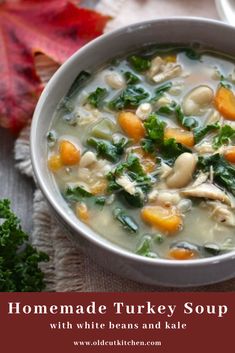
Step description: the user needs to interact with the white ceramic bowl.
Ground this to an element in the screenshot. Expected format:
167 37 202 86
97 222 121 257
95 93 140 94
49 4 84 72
31 17 235 287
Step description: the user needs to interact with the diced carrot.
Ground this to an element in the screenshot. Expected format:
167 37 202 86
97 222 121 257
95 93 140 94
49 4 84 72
141 206 183 234
168 248 197 260
214 86 235 120
118 111 145 142
164 127 194 147
224 147 235 163
90 180 107 195
76 203 89 222
48 154 62 172
59 140 80 166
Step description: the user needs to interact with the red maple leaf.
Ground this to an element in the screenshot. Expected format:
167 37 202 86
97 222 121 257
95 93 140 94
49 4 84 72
0 0 109 133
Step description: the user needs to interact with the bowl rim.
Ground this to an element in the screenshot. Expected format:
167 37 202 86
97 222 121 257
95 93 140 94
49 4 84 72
31 16 235 269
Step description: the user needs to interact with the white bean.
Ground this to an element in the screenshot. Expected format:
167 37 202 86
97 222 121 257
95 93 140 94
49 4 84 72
166 153 197 189
79 151 97 167
182 85 214 116
136 103 152 120
105 72 125 89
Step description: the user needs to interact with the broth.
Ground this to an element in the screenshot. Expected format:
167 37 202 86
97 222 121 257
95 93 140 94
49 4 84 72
47 46 235 260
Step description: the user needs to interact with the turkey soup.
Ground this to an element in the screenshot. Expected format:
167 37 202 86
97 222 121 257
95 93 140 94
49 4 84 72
47 46 235 260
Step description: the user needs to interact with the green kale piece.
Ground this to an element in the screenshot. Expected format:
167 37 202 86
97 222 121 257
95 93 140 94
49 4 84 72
128 55 151 72
124 71 140 85
197 153 235 195
87 87 108 108
113 208 138 233
0 199 49 292
213 125 235 149
109 86 149 110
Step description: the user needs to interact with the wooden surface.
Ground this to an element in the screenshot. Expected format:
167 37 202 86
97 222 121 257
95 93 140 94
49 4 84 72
0 0 99 234
0 127 35 233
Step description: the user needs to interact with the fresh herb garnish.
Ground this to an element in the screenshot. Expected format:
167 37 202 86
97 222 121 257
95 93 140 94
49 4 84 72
0 199 49 292
128 55 151 72
113 208 138 233
109 86 149 110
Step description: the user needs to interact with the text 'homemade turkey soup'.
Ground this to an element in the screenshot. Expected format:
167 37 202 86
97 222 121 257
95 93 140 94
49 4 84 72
47 45 235 260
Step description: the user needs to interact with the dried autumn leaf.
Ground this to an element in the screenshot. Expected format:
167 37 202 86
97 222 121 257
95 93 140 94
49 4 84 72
0 0 109 133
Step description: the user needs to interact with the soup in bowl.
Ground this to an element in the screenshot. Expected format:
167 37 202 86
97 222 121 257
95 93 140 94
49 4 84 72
31 18 235 286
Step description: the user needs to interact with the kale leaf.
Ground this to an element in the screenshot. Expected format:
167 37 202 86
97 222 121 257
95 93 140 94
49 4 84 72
64 186 107 207
0 199 49 292
160 138 191 164
109 86 149 110
157 103 198 129
107 154 154 207
65 185 92 202
153 82 173 101
213 125 235 149
141 138 156 154
136 235 158 258
87 87 108 108
124 71 140 85
194 123 220 144
87 137 127 162
197 153 235 195
175 105 198 129
144 113 166 143
143 113 192 164
184 48 201 60
113 208 138 233
128 55 151 72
